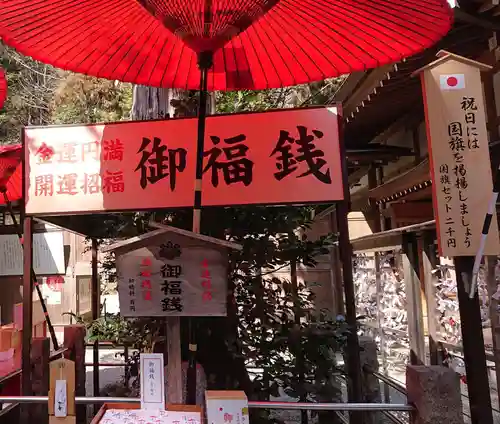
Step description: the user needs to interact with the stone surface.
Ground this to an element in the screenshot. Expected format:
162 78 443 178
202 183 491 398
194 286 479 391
359 336 391 424
406 365 464 424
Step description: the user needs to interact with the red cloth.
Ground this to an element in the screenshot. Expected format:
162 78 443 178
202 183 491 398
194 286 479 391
0 374 21 396
0 0 453 90
0 144 22 204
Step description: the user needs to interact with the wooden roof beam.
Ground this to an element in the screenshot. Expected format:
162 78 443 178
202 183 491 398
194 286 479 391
343 64 395 117
454 7 500 31
369 106 423 146
332 71 367 103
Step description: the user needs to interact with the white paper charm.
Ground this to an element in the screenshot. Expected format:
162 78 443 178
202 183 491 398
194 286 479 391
54 379 67 417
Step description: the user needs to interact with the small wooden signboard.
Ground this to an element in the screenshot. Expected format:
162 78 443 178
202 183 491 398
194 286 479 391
49 358 76 424
103 223 242 404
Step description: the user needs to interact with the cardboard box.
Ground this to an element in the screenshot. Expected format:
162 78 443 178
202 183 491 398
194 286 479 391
205 391 249 424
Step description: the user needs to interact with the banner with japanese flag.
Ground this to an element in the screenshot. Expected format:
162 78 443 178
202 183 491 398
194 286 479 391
440 74 465 90
418 51 499 257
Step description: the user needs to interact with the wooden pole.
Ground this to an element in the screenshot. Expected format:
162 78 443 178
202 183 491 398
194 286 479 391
91 239 100 401
166 318 182 403
290 257 308 424
485 256 500 407
455 256 493 424
31 337 50 423
21 216 33 424
483 57 500 409
328 209 344 316
374 251 388 401
402 233 425 365
336 109 364 423
420 231 440 365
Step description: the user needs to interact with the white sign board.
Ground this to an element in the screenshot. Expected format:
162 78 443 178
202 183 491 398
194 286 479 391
24 107 343 215
117 244 227 317
0 231 65 276
100 409 201 424
140 353 165 410
206 391 249 424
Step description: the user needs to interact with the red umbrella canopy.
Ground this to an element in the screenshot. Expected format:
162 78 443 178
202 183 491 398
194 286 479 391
138 0 280 53
0 0 453 90
0 144 22 205
0 67 7 109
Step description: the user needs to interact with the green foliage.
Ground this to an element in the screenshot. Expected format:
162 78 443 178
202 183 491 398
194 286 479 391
52 74 132 124
223 208 348 411
215 79 345 113
85 312 165 352
0 45 59 144
0 45 133 145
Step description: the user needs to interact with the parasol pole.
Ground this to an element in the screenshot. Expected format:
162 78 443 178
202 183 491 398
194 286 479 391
1 189 60 351
186 51 213 405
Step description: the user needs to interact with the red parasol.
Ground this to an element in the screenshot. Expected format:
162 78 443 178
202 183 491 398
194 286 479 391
0 0 453 408
0 144 22 205
0 0 452 90
0 67 6 109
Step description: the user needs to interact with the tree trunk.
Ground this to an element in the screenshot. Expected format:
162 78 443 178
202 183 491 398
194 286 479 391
131 85 176 120
130 86 251 396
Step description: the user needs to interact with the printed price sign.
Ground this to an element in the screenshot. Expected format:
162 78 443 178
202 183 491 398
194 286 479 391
140 353 165 410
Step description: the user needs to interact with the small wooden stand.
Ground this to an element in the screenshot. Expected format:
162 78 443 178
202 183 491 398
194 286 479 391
49 358 76 424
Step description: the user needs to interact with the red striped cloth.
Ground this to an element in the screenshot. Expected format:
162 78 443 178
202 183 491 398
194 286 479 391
0 0 453 90
0 67 6 109
0 144 22 205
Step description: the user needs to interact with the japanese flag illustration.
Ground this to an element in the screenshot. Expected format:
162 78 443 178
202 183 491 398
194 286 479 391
440 74 465 90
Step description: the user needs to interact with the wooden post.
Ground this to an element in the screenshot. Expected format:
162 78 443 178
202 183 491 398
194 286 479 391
63 325 86 424
420 231 440 365
372 166 390 401
402 233 425 365
336 110 364 423
49 358 76 424
290 257 308 424
166 318 183 403
454 256 493 424
21 216 33 424
483 58 500 409
31 337 50 423
486 256 500 406
374 251 390 402
91 239 99 400
328 208 345 316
